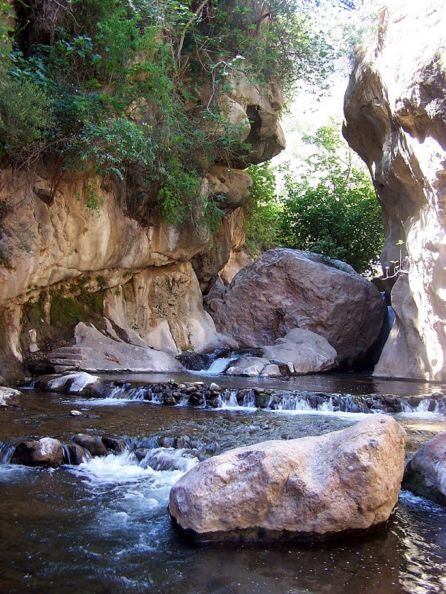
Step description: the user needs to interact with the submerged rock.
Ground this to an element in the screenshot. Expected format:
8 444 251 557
403 433 446 506
11 437 64 468
207 249 385 368
169 416 406 542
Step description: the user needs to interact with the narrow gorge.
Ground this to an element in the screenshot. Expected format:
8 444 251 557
0 1 445 593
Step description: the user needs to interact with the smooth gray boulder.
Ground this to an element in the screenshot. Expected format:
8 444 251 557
262 328 337 375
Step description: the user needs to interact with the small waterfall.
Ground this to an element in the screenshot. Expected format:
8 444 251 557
139 448 197 472
400 398 445 416
220 390 240 408
176 393 190 407
205 357 238 374
241 390 256 408
32 374 445 418
0 441 15 464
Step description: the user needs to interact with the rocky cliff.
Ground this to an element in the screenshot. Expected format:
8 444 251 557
344 0 446 381
0 71 284 380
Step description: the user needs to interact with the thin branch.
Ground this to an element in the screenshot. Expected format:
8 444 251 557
176 0 210 66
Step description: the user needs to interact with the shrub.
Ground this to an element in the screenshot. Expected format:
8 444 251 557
245 163 282 255
0 0 334 229
279 125 384 275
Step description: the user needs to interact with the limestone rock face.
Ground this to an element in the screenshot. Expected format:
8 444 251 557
169 416 406 541
0 57 285 379
207 249 386 366
343 0 446 380
403 432 446 506
262 328 337 375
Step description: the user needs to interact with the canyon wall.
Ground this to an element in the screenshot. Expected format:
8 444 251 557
0 80 284 379
344 0 446 381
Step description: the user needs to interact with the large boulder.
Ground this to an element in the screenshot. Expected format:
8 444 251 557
403 433 446 506
343 0 446 381
207 249 385 367
169 416 406 542
11 437 64 468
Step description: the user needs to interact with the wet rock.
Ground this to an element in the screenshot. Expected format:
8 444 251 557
255 392 271 409
209 383 221 392
169 416 406 542
63 443 89 465
134 448 148 462
73 434 107 457
188 392 205 407
403 433 446 506
0 386 21 406
175 436 193 449
163 393 178 406
11 437 64 468
102 436 126 453
70 410 82 417
158 436 175 448
47 372 101 394
176 351 211 371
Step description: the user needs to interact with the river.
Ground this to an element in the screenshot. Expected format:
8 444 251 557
0 372 445 593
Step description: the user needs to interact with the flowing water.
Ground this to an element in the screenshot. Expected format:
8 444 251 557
0 372 445 593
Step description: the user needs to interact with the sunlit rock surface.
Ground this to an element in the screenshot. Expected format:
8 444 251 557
207 249 385 367
169 415 406 542
0 71 284 378
344 0 446 380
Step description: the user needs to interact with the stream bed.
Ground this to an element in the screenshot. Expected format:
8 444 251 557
0 372 445 593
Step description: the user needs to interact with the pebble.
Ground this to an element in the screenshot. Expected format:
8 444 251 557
70 410 82 417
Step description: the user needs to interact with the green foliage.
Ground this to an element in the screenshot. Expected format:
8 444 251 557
0 0 333 229
0 73 53 159
279 125 384 275
0 0 12 61
245 163 282 255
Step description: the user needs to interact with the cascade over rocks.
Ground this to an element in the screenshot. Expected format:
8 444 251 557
206 249 386 368
343 0 446 381
169 415 406 542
